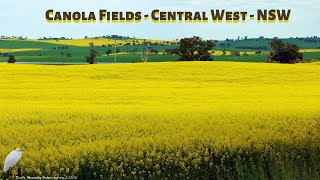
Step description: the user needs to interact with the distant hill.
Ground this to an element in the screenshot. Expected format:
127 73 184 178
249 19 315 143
0 36 319 63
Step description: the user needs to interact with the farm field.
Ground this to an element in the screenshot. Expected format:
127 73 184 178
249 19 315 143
34 38 171 47
0 37 319 63
0 62 319 179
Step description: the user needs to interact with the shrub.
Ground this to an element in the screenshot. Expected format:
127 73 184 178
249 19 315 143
7 55 16 63
230 51 240 56
256 51 262 55
106 49 112 56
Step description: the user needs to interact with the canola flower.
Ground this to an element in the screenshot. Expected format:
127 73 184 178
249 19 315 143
0 62 319 179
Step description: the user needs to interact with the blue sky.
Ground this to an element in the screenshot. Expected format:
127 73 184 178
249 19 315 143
0 0 319 40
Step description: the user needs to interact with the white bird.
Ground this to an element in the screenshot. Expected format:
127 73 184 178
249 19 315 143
3 148 22 172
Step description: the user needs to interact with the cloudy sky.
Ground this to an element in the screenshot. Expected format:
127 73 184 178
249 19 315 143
0 0 319 40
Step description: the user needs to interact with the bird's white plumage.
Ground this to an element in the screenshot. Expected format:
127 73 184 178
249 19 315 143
3 148 22 172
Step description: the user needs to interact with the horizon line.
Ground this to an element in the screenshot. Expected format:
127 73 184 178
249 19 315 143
0 35 319 41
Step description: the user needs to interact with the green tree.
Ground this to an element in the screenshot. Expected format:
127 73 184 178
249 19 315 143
268 39 303 63
86 49 98 64
7 55 16 63
174 36 214 61
106 49 112 56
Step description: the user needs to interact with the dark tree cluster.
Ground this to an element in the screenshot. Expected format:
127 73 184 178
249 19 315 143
148 47 159 54
106 49 112 56
268 39 303 64
53 46 69 50
102 35 130 39
7 55 16 63
164 49 176 55
173 36 214 61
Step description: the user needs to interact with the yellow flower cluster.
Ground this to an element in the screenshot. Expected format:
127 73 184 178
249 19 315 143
0 62 319 179
0 48 42 53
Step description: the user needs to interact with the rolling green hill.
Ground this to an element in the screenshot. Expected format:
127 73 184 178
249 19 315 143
0 37 319 63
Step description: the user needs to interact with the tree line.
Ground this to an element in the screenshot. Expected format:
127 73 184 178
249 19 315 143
166 36 304 63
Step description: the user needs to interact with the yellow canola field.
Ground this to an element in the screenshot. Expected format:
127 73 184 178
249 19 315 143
210 50 256 56
0 38 175 47
0 48 42 53
0 62 319 178
299 49 320 53
35 38 171 47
